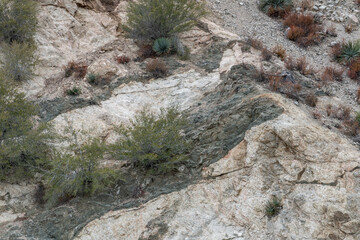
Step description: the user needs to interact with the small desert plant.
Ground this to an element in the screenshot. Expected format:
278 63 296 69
330 43 342 60
300 0 314 10
123 0 207 41
146 59 168 78
305 93 318 107
66 87 81 96
64 61 88 79
137 44 156 60
87 73 98 84
259 0 292 18
0 0 37 44
111 107 190 175
153 37 172 55
326 24 337 37
284 13 322 47
320 66 344 82
45 135 117 206
344 23 354 33
348 58 360 80
265 196 282 217
273 45 286 60
247 37 264 50
262 48 273 61
116 55 131 64
1 41 36 82
338 40 360 63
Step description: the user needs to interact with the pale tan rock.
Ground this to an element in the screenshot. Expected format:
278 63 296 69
76 94 360 240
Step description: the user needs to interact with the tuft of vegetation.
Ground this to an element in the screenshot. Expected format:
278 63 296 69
0 0 37 44
66 87 81 96
259 0 292 18
123 0 207 41
153 38 172 55
284 13 322 47
262 48 273 61
1 41 36 82
45 134 117 207
338 40 360 63
348 59 360 80
64 61 88 79
247 37 264 50
137 44 156 60
146 59 168 78
320 66 344 82
265 196 282 217
87 73 98 84
0 73 53 181
273 45 286 61
116 55 131 64
111 107 190 175
305 93 318 107
171 36 190 60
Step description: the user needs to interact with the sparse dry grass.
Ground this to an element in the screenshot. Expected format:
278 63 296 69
273 45 286 60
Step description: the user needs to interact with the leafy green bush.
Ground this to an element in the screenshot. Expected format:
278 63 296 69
1 42 36 82
111 107 190 175
0 73 52 181
123 0 207 41
153 38 172 55
0 0 37 44
45 136 117 206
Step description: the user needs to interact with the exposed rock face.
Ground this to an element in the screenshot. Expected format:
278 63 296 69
76 94 360 240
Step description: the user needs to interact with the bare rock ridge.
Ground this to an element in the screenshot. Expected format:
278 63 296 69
1 0 360 239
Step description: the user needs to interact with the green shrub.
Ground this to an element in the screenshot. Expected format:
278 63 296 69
0 0 37 44
111 107 190 175
339 40 360 63
123 0 207 41
45 136 117 206
153 38 172 55
1 42 36 82
0 73 53 181
265 196 282 217
66 87 81 96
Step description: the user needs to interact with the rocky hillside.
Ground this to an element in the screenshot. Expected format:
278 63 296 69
1 0 360 239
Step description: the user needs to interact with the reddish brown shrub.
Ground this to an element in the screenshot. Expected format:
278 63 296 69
305 93 318 107
269 75 281 91
285 57 296 70
313 110 321 120
296 57 314 75
320 66 344 82
146 59 167 78
273 45 286 61
64 61 88 79
348 58 360 80
344 23 354 33
116 55 131 64
283 13 322 47
357 88 360 103
326 104 333 116
330 43 342 60
138 44 156 60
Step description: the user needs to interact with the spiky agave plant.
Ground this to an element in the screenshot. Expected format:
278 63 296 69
340 40 360 63
259 0 293 16
153 38 172 55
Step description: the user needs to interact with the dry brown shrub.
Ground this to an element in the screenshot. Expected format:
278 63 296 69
146 59 167 78
348 58 360 80
247 37 264 50
320 66 344 82
262 48 273 61
273 45 286 60
305 93 318 107
64 61 88 79
116 55 131 64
